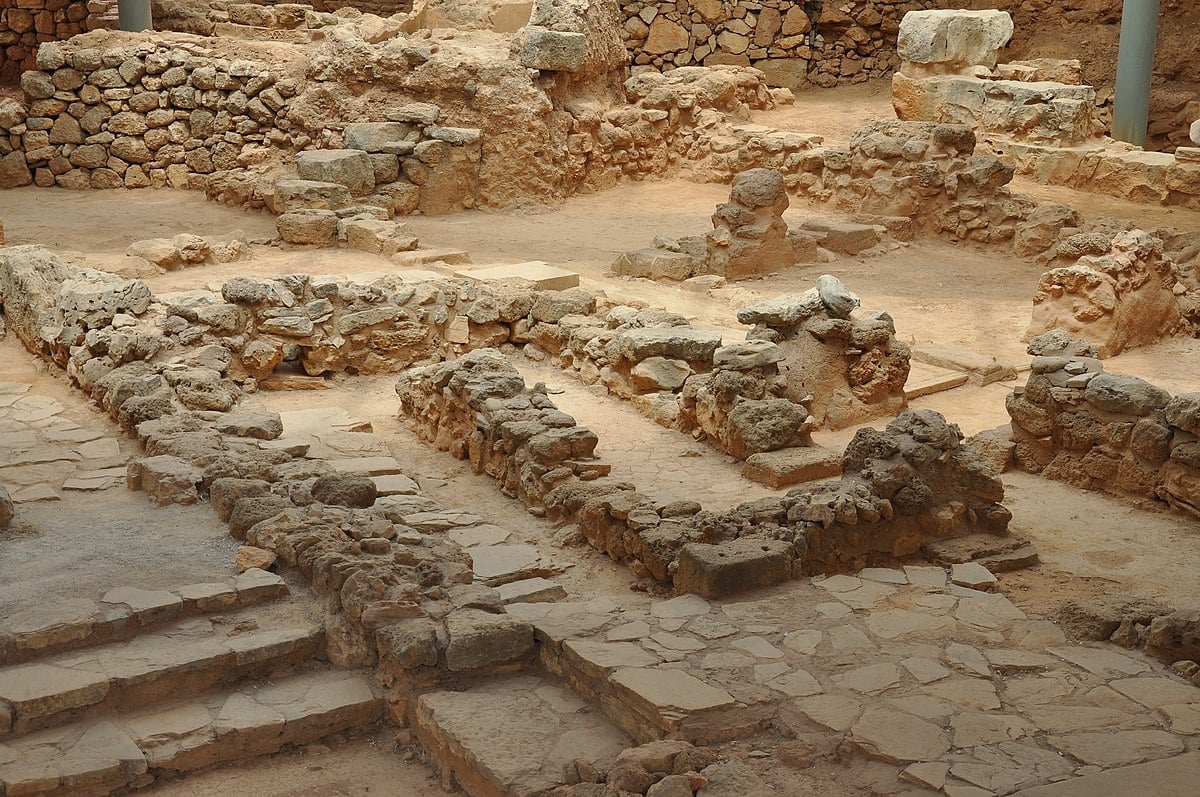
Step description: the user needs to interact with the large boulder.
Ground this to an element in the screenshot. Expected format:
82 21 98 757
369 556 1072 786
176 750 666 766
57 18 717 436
897 10 1014 73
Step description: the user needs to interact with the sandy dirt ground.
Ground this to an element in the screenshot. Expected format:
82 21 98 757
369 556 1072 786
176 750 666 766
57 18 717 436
3 82 1200 794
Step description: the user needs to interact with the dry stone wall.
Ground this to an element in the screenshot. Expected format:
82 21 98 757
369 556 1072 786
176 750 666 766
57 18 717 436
622 0 940 89
396 348 1011 596
396 348 612 510
0 244 832 463
1008 332 1200 518
0 34 303 191
555 407 1010 595
0 0 112 83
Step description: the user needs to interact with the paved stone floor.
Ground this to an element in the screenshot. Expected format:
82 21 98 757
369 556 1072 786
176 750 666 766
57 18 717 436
506 567 1200 795
0 380 128 503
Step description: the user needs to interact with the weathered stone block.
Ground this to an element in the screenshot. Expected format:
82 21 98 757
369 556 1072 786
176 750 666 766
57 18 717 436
673 539 795 597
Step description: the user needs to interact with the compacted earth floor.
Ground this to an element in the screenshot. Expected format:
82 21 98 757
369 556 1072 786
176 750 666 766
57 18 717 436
3 82 1200 795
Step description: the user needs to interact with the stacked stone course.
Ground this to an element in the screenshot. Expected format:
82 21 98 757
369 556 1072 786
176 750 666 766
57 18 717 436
397 348 1010 596
0 35 301 191
1008 332 1200 518
621 0 941 89
0 0 115 83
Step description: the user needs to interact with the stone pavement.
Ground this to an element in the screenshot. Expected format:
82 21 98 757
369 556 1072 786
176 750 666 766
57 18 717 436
508 566 1200 795
0 381 128 504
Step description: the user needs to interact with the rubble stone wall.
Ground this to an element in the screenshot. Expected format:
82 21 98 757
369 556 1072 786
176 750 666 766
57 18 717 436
0 244 832 461
396 348 1010 596
0 0 111 83
396 348 613 509
1008 336 1200 518
621 0 940 89
552 408 1010 594
0 36 302 191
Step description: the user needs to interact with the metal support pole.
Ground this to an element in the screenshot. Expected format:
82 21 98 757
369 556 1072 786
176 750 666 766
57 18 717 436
1112 0 1159 147
118 0 153 32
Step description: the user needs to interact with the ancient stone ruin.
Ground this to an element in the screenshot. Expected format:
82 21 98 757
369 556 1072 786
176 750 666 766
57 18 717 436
2 3 1200 797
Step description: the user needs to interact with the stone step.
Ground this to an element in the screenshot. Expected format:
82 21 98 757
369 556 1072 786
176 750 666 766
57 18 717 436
0 569 289 668
0 668 380 797
412 670 631 797
0 608 324 738
511 599 773 746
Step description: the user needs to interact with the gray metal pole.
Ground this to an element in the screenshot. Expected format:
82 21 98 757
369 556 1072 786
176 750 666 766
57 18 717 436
1112 0 1159 147
118 0 153 31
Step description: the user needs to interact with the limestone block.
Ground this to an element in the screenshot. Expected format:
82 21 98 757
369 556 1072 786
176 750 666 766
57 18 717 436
344 122 414 153
127 455 202 506
673 539 795 598
607 326 722 363
752 57 809 91
340 218 419 256
643 18 688 54
612 248 696 281
443 609 534 672
273 179 353 213
294 149 375 196
1191 119 1200 146
630 356 693 392
800 220 881 255
740 446 842 488
277 210 338 246
897 10 1014 71
516 26 588 72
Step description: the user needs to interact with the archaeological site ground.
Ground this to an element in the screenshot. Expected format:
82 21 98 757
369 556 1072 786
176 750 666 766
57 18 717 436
1 0 1200 795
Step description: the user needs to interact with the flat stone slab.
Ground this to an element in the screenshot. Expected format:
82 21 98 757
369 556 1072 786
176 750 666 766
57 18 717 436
455 261 580 290
278 407 371 436
466 544 543 585
414 674 629 797
371 474 420 496
1013 752 1200 797
496 578 566 605
849 707 951 763
392 249 471 267
741 446 842 488
611 667 735 715
905 360 969 399
329 456 402 476
913 342 1018 385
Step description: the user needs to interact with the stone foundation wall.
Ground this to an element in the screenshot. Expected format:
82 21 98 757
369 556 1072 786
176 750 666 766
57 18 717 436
396 348 1010 596
0 36 302 190
551 407 1010 594
0 244 837 462
396 348 613 509
1008 334 1200 518
0 0 111 83
622 0 940 89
